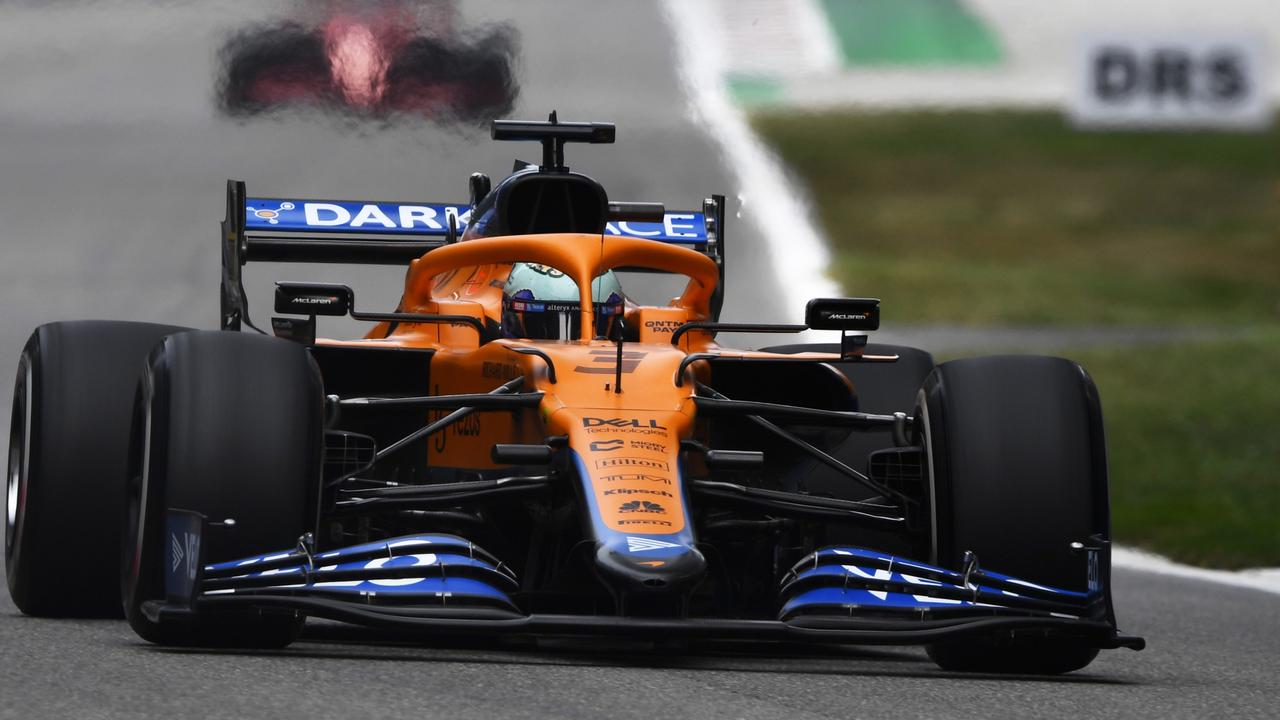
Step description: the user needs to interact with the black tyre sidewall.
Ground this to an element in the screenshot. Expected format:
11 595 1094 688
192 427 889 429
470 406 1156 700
5 354 35 610
122 350 169 642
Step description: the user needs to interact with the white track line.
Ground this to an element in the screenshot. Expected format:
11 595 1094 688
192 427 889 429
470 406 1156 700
661 0 841 339
662 0 1280 595
716 0 841 77
1113 547 1280 596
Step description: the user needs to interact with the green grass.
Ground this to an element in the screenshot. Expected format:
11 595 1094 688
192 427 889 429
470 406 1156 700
817 0 1003 66
752 110 1280 326
1069 331 1280 568
752 109 1280 567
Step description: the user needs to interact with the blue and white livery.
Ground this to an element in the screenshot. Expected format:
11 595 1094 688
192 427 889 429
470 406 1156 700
245 197 708 244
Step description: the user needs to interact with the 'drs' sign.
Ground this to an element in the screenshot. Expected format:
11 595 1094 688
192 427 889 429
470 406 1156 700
1070 33 1270 130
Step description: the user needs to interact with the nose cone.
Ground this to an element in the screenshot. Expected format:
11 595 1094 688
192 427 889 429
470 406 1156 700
595 538 706 594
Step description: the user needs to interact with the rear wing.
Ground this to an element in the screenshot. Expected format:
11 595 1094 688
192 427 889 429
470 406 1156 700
220 180 727 330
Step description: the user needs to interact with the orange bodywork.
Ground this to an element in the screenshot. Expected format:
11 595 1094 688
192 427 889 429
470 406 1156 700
316 233 841 546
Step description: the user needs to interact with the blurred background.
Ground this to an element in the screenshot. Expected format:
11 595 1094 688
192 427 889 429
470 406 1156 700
0 0 1275 569
732 0 1280 570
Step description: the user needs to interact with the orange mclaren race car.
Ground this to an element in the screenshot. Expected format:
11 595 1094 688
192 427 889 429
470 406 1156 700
5 116 1143 673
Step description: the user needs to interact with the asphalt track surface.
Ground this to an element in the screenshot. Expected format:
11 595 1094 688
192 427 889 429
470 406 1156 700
0 3 1276 718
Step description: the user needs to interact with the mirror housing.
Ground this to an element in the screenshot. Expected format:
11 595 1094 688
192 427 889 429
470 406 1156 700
805 298 880 332
275 282 353 317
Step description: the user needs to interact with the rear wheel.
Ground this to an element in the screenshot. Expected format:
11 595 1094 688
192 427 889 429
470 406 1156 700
6 321 189 616
919 355 1110 674
122 331 323 647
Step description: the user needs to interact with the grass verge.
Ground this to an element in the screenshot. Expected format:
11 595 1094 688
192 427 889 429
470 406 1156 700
752 109 1280 326
1061 332 1276 568
752 109 1280 567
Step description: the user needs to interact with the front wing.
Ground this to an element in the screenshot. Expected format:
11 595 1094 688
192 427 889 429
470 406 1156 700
149 511 1144 651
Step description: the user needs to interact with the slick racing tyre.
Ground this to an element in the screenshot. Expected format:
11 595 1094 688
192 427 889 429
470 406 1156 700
918 355 1110 674
123 331 323 647
6 321 190 617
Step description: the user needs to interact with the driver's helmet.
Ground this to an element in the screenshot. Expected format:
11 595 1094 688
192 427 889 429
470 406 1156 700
501 263 624 340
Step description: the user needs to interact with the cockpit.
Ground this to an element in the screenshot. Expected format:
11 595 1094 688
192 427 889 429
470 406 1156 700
463 167 609 240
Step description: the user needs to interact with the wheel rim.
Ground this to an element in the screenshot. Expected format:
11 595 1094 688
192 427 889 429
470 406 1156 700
6 362 31 558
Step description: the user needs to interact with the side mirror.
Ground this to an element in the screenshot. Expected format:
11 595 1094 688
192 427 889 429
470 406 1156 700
805 298 880 332
275 282 353 317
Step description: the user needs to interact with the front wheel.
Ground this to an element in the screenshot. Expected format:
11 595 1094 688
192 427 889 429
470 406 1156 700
919 355 1111 674
122 331 324 647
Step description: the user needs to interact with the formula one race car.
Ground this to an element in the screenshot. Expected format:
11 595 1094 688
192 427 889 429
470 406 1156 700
5 116 1144 673
218 0 518 121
